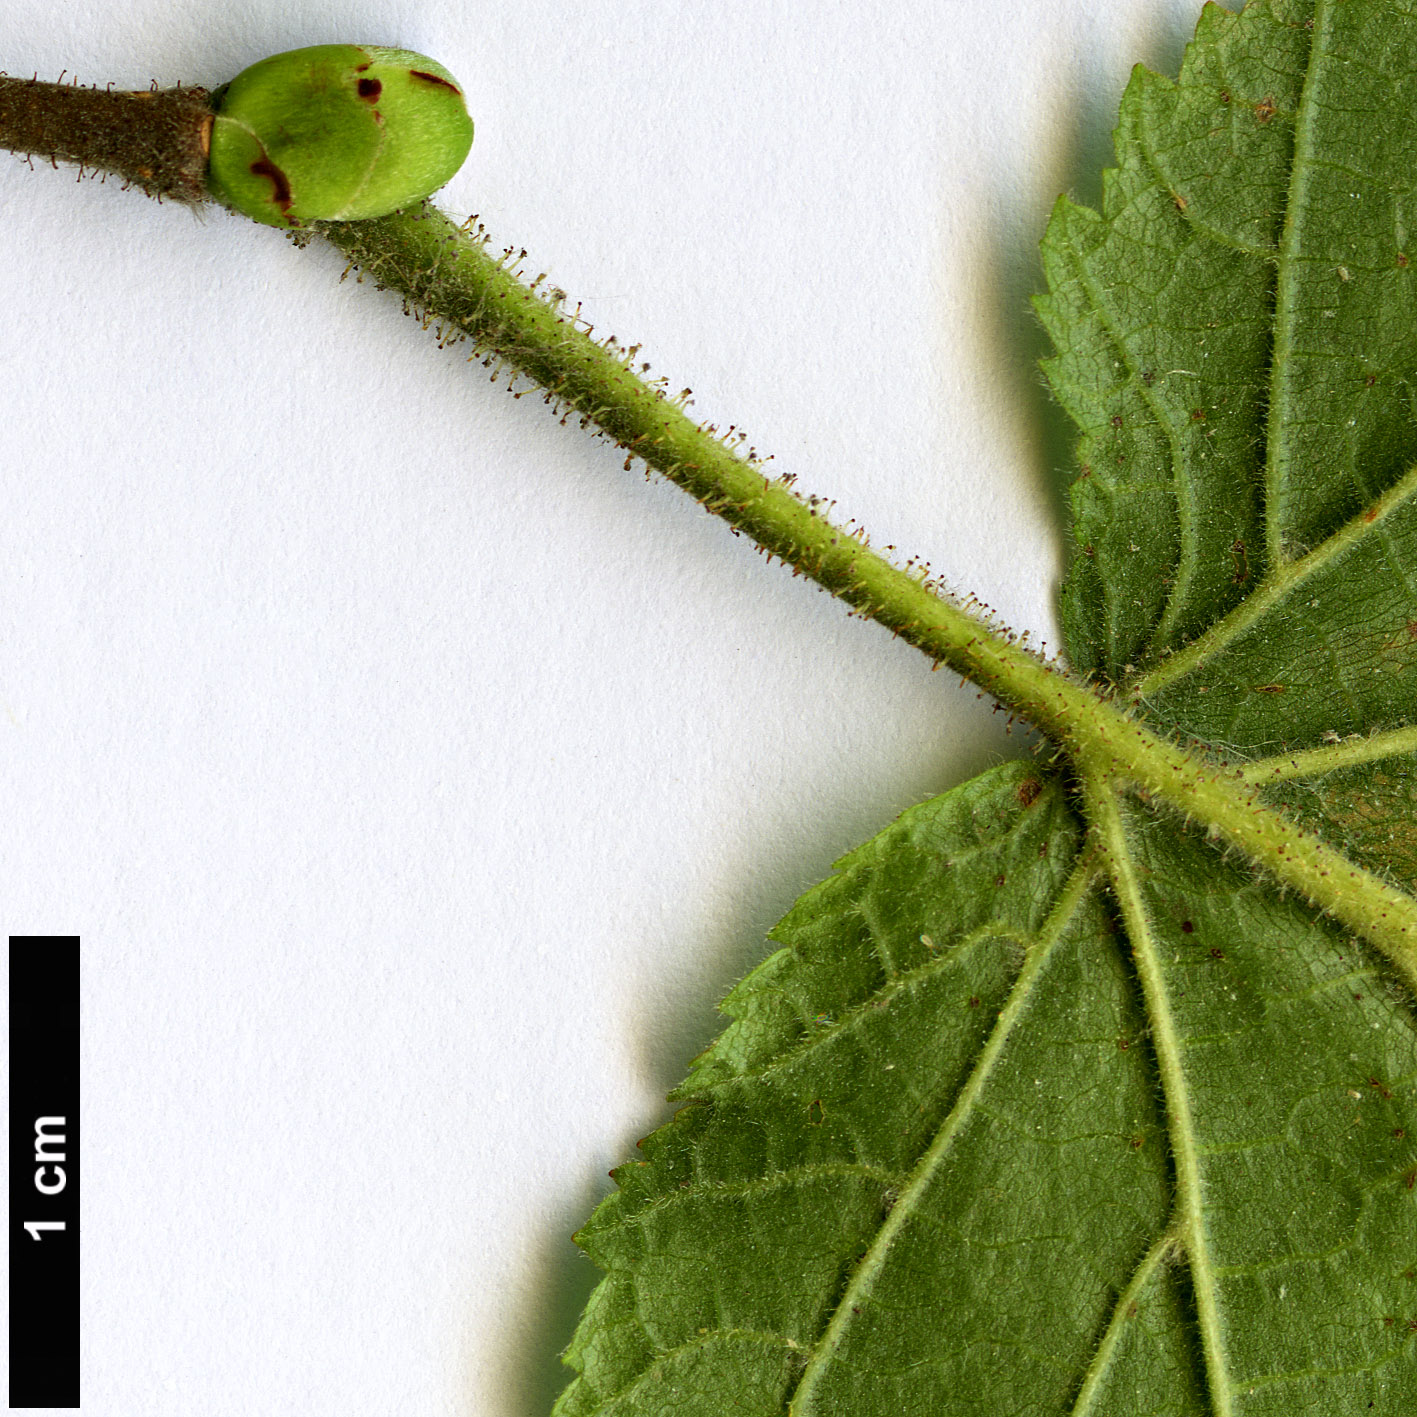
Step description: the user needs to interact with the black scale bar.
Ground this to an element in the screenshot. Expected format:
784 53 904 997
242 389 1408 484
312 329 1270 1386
9 937 80 1409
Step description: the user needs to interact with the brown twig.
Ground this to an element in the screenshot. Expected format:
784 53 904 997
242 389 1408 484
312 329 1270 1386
0 75 213 201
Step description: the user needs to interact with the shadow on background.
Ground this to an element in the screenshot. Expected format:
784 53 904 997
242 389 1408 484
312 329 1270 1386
481 8 1198 1415
491 1173 606 1417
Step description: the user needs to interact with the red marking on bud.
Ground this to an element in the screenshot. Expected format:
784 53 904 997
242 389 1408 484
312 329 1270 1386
411 69 460 95
248 155 292 210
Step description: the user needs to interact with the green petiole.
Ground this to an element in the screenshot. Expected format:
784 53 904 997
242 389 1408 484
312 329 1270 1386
6 44 1417 984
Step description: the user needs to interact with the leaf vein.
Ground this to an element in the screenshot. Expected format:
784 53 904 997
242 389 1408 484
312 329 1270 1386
784 852 1100 1414
1136 460 1417 698
1086 773 1236 1417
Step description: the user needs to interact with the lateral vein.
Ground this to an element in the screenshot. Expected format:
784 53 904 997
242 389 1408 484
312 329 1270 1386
784 851 1100 1415
1134 459 1417 697
1262 0 1332 569
1082 772 1234 1417
1068 1226 1181 1417
1236 723 1417 784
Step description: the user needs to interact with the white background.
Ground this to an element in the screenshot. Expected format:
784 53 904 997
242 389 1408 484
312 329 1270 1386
0 1 1201 1413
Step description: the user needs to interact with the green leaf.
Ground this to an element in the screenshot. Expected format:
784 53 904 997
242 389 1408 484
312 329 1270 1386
553 1 1417 1411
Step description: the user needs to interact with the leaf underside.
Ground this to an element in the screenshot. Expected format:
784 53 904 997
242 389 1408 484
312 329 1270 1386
554 2 1417 1412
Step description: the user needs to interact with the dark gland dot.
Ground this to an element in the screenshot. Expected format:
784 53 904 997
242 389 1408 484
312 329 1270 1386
1181 920 1194 933
1016 777 1043 808
358 78 382 100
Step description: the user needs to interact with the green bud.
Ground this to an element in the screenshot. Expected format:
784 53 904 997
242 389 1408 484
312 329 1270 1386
207 44 474 227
